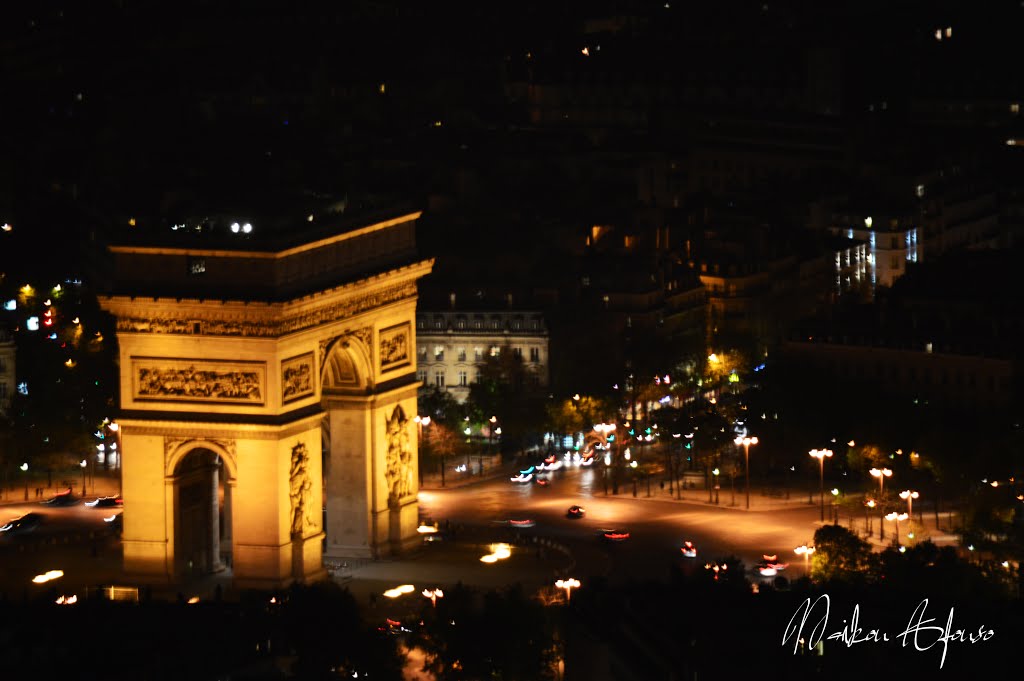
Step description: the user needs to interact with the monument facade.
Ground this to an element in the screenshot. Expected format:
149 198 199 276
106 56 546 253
100 209 432 587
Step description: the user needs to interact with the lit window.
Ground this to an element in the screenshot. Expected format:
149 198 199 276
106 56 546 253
474 347 483 361
458 370 468 386
416 370 426 383
188 257 206 275
434 371 445 389
433 346 445 361
457 348 467 361
530 347 540 363
489 346 500 357
417 346 427 360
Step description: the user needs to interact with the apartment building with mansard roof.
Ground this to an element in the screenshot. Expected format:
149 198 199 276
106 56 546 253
415 309 549 403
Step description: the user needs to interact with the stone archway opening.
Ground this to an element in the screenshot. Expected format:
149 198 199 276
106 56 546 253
172 447 232 578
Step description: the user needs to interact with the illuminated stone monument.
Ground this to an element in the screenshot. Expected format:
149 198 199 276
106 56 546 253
100 209 432 588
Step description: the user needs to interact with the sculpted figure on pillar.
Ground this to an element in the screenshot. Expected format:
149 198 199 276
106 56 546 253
289 443 314 537
385 406 412 506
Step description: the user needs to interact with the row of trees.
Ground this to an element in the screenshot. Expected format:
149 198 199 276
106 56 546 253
0 276 118 491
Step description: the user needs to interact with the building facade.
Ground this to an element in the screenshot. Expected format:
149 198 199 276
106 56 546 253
830 216 920 289
0 329 13 416
415 310 549 402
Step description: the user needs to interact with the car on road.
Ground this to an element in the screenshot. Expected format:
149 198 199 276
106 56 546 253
681 541 698 558
567 505 586 519
104 513 123 536
509 519 536 528
756 554 789 576
42 489 78 506
1 512 43 535
599 528 630 542
534 477 550 487
85 495 123 508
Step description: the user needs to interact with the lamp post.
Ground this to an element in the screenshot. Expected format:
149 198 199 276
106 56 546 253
886 512 908 546
734 435 758 510
422 588 444 608
20 462 28 501
899 490 919 542
831 488 840 524
865 498 875 536
809 449 833 521
794 544 815 573
106 420 121 494
80 459 87 496
555 578 580 603
869 467 892 540
594 423 617 494
486 415 497 475
414 415 432 486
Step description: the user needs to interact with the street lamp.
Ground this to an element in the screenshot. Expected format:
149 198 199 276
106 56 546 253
414 415 434 486
20 462 28 501
899 489 919 518
594 423 617 495
80 460 87 496
422 588 444 608
870 467 893 540
809 449 833 521
865 498 876 535
899 490 919 541
869 467 893 496
555 578 580 603
734 435 758 510
486 415 498 475
885 512 909 546
794 544 815 572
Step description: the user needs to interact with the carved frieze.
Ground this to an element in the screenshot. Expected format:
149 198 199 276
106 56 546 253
281 352 315 404
379 322 410 373
115 282 417 338
133 358 265 405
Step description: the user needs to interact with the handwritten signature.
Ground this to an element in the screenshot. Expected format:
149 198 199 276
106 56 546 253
782 594 995 669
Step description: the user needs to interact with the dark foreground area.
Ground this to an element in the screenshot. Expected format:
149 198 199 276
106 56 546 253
0 571 1018 681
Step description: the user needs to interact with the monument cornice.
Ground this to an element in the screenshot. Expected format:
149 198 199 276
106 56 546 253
104 259 433 338
117 413 323 441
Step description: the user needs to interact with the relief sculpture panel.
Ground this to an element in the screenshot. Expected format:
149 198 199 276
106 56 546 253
379 322 410 373
281 352 315 403
132 358 265 405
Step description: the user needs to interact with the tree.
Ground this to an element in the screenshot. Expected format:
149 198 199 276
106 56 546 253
281 581 404 680
544 395 617 439
422 421 466 483
414 583 556 681
419 386 466 427
466 343 547 453
811 524 874 583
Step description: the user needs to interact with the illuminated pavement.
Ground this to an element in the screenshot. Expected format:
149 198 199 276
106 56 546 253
0 463 959 605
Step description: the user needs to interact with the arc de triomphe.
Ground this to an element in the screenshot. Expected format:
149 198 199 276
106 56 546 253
99 209 432 588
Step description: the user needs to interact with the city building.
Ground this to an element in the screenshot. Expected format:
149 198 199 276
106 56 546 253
828 214 920 289
0 328 13 416
781 247 1022 410
416 308 549 402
